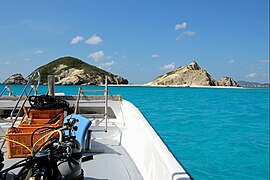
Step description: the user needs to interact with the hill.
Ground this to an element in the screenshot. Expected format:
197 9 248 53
3 56 128 85
146 61 239 87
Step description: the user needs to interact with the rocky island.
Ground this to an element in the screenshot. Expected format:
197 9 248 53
2 56 128 85
3 58 256 87
2 73 27 85
146 61 239 87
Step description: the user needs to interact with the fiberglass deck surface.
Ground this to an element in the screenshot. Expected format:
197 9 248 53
82 139 143 180
0 121 143 180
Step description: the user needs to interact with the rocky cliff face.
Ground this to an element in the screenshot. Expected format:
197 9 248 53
216 76 239 86
53 65 128 85
49 63 128 85
36 56 128 85
147 61 239 87
2 74 26 84
147 61 216 86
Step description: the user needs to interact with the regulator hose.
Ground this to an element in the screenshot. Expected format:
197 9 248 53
28 95 73 113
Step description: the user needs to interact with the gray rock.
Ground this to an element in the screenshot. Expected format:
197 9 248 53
147 61 216 86
114 75 129 84
216 77 239 87
51 66 128 85
146 61 238 87
3 74 26 84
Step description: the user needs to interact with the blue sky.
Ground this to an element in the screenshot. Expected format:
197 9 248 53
0 0 269 83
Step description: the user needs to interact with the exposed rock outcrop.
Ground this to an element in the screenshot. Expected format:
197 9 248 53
34 56 128 85
55 68 89 85
147 61 216 86
216 77 239 87
2 57 128 85
2 74 26 84
146 61 239 87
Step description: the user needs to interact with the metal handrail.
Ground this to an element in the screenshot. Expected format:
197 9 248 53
0 86 12 97
0 70 40 151
104 77 108 132
75 76 109 132
75 86 83 114
9 70 41 128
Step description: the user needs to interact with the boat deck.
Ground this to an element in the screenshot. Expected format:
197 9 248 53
0 121 143 180
0 93 193 180
83 139 143 180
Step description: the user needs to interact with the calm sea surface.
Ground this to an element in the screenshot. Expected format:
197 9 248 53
1 85 269 179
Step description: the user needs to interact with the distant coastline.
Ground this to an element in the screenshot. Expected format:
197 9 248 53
1 57 269 88
107 84 245 89
1 82 269 89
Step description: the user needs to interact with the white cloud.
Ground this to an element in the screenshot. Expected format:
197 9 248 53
176 30 196 40
160 63 175 71
175 22 187 30
228 60 236 64
246 71 269 82
152 54 160 58
34 50 43 54
85 34 103 45
4 61 10 65
183 31 196 36
246 73 257 78
99 61 115 70
70 35 84 45
257 60 270 63
87 51 105 62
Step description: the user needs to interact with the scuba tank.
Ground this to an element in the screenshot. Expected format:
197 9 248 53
57 117 84 179
57 137 84 179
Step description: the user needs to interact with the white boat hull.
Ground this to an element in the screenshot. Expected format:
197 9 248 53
0 96 192 180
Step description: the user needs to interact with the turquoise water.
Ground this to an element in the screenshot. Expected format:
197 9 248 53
1 85 269 179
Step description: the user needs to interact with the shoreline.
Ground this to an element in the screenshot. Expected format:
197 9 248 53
107 84 245 89
2 83 269 89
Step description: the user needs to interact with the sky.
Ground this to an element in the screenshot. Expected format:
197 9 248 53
0 0 269 84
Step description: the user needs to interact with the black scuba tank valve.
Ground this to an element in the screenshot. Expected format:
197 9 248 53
57 139 84 180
